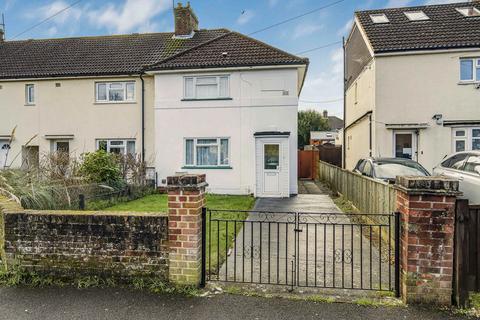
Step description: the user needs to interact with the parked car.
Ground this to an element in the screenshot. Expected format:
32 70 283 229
433 151 480 205
353 157 430 183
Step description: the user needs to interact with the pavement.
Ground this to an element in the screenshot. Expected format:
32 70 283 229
0 287 469 320
217 182 389 292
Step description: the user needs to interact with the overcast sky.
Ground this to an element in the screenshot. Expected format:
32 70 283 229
0 0 468 119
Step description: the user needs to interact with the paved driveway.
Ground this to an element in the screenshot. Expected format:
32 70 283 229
217 187 392 291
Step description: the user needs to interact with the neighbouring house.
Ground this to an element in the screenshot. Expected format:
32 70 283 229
344 1 480 171
0 3 308 197
309 110 343 146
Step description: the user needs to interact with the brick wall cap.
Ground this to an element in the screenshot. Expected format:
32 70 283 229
166 174 208 191
394 176 462 196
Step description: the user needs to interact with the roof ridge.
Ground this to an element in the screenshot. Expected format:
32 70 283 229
3 28 230 43
355 1 473 13
143 30 233 71
229 31 309 64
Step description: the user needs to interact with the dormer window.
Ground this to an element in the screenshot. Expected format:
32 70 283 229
456 7 480 17
404 11 430 21
370 13 389 24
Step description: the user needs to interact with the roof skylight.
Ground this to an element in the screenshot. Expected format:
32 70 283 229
404 11 430 21
456 7 480 17
370 13 390 24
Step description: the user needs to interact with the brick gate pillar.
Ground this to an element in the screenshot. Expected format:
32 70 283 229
167 174 207 286
395 176 461 305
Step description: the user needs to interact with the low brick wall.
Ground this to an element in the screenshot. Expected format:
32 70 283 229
0 197 169 281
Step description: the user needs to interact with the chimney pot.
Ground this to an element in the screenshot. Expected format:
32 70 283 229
174 2 199 38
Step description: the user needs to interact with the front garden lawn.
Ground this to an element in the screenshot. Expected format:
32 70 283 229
104 193 256 274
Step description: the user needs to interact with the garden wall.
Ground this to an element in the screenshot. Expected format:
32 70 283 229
0 196 169 281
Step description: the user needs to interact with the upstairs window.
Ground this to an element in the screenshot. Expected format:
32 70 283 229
460 58 480 82
96 82 135 103
404 11 429 21
184 75 230 100
370 13 389 24
456 7 480 17
25 84 35 105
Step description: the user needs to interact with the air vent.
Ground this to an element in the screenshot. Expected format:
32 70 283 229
55 83 61 87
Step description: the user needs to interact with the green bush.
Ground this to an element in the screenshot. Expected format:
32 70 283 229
79 150 122 185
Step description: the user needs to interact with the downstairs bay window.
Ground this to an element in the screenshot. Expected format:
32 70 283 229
184 138 230 168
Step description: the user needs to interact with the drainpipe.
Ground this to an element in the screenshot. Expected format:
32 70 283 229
369 114 372 157
342 36 347 169
140 73 145 162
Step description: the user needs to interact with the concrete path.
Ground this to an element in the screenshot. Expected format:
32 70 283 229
216 184 392 292
0 287 469 320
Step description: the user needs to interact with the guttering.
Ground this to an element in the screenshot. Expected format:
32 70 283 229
140 73 145 162
145 64 307 75
0 74 140 82
344 110 373 131
375 47 480 57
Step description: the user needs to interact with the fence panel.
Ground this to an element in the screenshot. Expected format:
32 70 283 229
316 160 397 215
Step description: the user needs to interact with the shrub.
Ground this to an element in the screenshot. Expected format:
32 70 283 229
78 150 122 185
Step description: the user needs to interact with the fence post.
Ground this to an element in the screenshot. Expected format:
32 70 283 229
200 207 207 288
166 174 207 286
78 194 85 210
453 199 470 307
394 176 461 305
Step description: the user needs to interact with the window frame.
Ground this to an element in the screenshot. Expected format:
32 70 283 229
25 84 35 105
96 139 136 155
456 7 480 17
452 127 480 152
459 58 480 83
183 137 231 168
183 75 231 100
95 81 136 103
369 13 390 24
404 11 430 21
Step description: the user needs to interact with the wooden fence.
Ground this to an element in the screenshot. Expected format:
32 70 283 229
317 160 397 214
454 200 480 307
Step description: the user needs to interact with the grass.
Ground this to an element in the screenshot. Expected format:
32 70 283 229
103 193 256 274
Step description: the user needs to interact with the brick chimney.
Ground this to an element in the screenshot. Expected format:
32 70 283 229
174 2 198 38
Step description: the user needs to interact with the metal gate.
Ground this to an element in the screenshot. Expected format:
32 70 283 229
202 208 400 295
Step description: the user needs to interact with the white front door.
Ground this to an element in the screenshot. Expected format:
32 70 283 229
255 137 289 197
0 141 10 169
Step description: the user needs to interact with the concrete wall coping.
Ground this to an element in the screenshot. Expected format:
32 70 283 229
166 174 208 191
394 175 462 196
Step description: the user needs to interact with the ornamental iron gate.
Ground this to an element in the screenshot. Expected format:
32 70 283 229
202 208 400 295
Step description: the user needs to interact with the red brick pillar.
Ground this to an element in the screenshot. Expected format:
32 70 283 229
395 176 461 305
167 174 207 286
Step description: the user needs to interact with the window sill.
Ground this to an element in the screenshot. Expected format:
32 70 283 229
25 104 36 106
458 81 480 85
182 166 233 170
94 101 137 105
181 98 233 101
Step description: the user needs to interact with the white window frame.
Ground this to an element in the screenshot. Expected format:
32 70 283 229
95 81 135 103
456 7 480 17
459 58 480 83
96 139 136 155
183 75 230 100
404 11 429 21
25 84 35 105
369 13 390 24
183 137 230 168
452 127 480 152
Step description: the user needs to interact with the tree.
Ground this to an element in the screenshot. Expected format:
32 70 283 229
298 110 330 148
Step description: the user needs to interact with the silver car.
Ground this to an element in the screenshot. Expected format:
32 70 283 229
433 151 480 205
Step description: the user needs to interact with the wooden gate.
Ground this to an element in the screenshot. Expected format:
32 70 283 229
298 150 319 179
453 199 480 307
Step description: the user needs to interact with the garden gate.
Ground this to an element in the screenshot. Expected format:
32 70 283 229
202 208 400 295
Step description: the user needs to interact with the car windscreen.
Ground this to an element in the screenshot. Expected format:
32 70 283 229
373 162 429 180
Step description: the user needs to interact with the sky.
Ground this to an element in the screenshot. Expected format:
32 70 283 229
0 0 469 119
